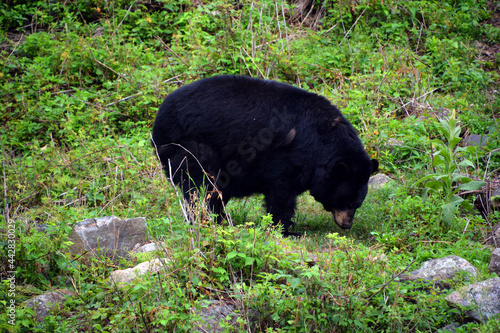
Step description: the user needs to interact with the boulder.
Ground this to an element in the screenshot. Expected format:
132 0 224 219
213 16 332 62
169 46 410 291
400 255 479 287
445 277 500 323
68 216 150 258
26 290 73 322
110 258 170 286
488 248 500 276
368 174 392 189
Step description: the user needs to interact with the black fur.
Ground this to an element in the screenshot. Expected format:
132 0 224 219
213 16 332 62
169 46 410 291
152 75 378 236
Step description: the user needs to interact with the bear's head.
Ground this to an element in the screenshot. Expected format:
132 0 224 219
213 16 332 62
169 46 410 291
311 157 378 229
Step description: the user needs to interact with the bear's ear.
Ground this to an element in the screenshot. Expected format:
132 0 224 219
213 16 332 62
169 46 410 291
371 159 379 174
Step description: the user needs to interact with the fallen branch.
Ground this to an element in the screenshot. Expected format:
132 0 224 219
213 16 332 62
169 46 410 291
365 259 416 302
94 58 127 80
393 87 441 114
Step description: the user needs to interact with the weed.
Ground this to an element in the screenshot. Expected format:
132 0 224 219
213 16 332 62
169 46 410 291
416 113 486 230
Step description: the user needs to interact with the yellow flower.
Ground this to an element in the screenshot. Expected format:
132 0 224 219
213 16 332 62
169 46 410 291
146 17 152 24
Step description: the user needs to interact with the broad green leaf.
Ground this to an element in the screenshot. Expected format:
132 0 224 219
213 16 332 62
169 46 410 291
414 174 436 186
466 145 478 153
460 200 474 210
425 180 444 191
226 251 239 259
458 159 474 168
245 257 255 266
449 137 461 149
449 195 464 205
451 174 468 182
441 202 457 227
289 277 301 289
458 180 485 191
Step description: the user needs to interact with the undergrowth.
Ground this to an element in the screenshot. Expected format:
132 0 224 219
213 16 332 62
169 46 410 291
1 0 500 332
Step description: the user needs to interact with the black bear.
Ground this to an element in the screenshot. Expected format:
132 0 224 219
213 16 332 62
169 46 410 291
152 75 378 236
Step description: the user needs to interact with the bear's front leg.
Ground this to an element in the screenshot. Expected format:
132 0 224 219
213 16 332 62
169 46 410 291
264 188 300 237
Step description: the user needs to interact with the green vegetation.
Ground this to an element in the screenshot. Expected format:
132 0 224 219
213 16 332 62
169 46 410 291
416 114 486 229
1 0 499 331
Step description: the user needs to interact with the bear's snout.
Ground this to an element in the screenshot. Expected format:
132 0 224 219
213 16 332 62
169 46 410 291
333 209 356 229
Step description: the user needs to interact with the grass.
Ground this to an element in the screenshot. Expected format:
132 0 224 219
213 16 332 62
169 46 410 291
1 0 500 332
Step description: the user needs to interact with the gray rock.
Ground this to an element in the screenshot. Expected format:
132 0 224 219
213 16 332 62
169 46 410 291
438 323 461 332
387 138 403 147
492 187 500 210
463 134 489 148
194 300 258 332
492 196 500 209
110 258 170 286
195 300 239 332
488 248 500 276
26 290 72 322
401 255 479 287
445 277 500 323
369 174 392 189
436 108 451 120
68 216 150 258
489 223 500 247
36 224 48 233
133 242 158 253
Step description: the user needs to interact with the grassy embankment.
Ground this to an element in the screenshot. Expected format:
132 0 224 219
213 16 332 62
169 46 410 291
1 0 500 331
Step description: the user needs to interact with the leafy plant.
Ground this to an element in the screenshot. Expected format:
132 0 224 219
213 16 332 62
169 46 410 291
416 113 485 229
